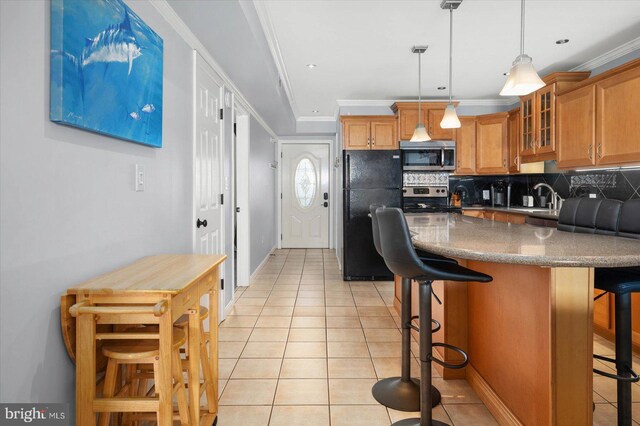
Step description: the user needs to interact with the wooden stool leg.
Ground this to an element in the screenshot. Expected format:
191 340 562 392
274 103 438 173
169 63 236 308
122 365 137 426
200 327 216 412
98 359 118 426
172 349 190 425
152 360 161 425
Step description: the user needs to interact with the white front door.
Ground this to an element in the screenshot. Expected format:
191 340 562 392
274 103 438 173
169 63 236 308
281 144 330 248
194 53 224 318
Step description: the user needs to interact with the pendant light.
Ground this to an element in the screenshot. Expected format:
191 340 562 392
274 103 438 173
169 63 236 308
410 46 431 142
440 0 461 129
500 0 545 96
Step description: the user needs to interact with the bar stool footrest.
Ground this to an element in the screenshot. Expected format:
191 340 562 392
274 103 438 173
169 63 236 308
593 354 640 382
429 343 469 370
407 316 441 333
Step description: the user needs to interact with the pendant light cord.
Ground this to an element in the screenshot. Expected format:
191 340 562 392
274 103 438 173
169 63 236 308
418 51 422 125
448 7 453 105
520 0 525 56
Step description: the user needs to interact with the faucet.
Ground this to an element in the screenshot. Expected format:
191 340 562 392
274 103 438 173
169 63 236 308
533 183 563 210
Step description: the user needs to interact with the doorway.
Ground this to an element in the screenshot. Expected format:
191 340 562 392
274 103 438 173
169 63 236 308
193 52 225 321
234 104 251 287
280 143 331 248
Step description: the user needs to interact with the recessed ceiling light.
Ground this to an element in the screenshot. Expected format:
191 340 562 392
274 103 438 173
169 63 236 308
437 86 446 90
306 64 317 69
312 110 319 113
556 39 570 45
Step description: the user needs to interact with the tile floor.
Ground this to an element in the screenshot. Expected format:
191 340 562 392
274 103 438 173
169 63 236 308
217 249 640 425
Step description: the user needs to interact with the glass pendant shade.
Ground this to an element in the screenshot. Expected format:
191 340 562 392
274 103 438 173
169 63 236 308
440 104 461 129
410 124 431 142
500 54 545 96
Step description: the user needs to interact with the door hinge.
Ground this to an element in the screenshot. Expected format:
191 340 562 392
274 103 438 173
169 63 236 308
281 152 283 158
219 108 223 120
233 122 237 136
221 278 224 290
220 194 224 205
280 193 282 199
280 234 283 240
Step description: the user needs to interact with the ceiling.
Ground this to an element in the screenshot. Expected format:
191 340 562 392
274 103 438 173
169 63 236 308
254 0 640 121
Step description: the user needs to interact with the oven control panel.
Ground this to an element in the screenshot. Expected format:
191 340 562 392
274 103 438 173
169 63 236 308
402 186 449 198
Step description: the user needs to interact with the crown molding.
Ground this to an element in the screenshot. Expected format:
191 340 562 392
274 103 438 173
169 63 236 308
336 98 518 107
252 1 299 118
571 36 640 72
148 0 277 138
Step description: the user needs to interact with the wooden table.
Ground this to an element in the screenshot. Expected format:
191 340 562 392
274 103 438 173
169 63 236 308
64 254 226 426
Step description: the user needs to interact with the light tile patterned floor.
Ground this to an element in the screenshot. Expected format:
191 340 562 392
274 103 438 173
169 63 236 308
218 249 640 425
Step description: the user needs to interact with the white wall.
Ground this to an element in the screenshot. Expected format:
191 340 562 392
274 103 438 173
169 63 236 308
0 0 280 406
0 0 195 404
249 119 277 272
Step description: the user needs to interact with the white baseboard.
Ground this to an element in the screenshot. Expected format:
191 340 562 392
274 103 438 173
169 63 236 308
336 251 342 271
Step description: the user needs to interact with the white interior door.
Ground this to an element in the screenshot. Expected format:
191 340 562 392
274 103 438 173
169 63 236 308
281 144 330 248
194 52 224 319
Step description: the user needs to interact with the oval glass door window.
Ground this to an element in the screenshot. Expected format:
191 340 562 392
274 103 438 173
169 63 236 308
294 158 317 209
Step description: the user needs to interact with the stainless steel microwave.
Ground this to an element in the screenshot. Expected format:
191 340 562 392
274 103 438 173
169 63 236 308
400 141 456 171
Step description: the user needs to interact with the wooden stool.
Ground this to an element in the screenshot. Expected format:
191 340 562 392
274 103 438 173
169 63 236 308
98 327 190 426
175 306 216 413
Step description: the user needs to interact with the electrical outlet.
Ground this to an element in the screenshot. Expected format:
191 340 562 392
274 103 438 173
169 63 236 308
135 164 145 192
483 190 490 200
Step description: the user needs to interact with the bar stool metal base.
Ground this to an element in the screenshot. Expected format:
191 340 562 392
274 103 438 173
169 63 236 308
391 418 449 426
371 377 441 411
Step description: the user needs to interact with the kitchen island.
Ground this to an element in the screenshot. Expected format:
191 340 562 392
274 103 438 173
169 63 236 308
398 213 640 426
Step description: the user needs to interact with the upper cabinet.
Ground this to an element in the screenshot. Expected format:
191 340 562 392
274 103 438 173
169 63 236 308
391 102 457 141
507 108 521 173
455 116 477 175
557 59 640 169
519 72 590 163
596 65 640 165
476 112 509 174
341 116 398 150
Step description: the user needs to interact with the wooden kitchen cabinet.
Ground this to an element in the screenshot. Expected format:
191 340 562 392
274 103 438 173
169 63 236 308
507 108 521 173
341 116 397 150
520 72 590 163
595 64 640 165
392 102 456 141
557 85 596 168
476 112 508 174
455 116 477 175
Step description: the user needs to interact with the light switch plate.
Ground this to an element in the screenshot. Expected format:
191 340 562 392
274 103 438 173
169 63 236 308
135 164 145 192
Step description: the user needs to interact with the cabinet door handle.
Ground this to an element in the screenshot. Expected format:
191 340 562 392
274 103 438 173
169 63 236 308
367 138 370 148
588 144 593 160
372 138 375 147
503 159 507 168
597 143 602 159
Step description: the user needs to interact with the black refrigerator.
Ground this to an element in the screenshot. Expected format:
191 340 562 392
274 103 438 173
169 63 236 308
343 150 402 280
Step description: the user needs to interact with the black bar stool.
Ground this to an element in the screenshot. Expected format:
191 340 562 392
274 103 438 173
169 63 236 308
375 207 492 426
558 198 640 426
369 205 458 411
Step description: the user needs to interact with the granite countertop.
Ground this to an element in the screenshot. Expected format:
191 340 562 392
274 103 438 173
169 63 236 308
407 213 640 268
462 206 560 220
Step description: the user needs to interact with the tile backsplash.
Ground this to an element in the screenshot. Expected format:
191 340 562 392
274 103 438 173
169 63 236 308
449 168 640 208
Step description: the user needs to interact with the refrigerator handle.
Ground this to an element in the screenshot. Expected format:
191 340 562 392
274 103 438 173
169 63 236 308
345 154 351 189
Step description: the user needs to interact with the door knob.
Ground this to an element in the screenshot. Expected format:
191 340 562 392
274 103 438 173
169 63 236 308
197 218 208 228
323 202 329 208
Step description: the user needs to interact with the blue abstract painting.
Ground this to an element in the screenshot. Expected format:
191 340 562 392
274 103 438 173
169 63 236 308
50 0 163 147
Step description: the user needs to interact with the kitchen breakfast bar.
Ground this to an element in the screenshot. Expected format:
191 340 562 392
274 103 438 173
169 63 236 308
396 214 640 426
